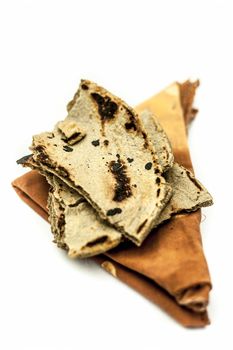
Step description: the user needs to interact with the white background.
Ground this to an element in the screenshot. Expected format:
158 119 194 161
0 0 233 349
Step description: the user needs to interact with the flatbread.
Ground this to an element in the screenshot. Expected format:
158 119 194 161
31 80 172 245
157 163 213 224
48 175 122 258
19 160 121 257
140 110 174 172
139 111 213 222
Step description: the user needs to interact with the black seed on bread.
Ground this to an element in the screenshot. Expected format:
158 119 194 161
107 208 122 216
91 140 100 146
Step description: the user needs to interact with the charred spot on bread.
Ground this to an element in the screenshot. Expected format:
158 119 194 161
141 131 149 149
57 166 69 178
91 93 118 121
145 162 152 170
91 139 100 147
16 154 33 165
64 132 82 144
47 133 54 139
124 107 137 131
155 177 161 184
63 145 73 152
81 83 89 90
86 236 108 247
106 208 122 216
137 219 148 233
34 145 51 165
109 158 132 202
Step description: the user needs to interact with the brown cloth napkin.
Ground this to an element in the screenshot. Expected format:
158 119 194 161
12 81 211 327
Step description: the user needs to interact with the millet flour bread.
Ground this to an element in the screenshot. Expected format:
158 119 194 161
30 80 173 246
17 105 212 257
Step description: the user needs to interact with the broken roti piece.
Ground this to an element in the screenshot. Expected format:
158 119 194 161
157 163 213 224
48 189 66 248
139 111 213 224
31 80 172 246
140 110 174 172
49 175 122 258
18 155 122 257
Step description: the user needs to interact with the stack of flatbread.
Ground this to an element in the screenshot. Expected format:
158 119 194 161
17 80 213 259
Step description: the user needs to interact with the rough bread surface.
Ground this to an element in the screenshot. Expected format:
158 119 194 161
157 163 213 223
48 175 122 258
139 112 213 222
140 110 174 172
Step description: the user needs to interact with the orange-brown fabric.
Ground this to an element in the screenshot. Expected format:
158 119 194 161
94 256 209 328
13 170 49 221
178 80 200 128
12 81 211 327
106 82 211 312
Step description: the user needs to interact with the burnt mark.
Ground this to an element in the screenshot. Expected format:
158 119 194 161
34 145 51 165
124 107 137 131
103 139 109 146
137 219 148 233
57 214 65 230
107 208 122 216
163 146 170 161
91 93 118 122
57 166 69 178
68 198 85 207
145 162 152 170
125 122 137 131
58 203 64 211
154 168 160 174
86 236 108 247
155 177 161 185
47 133 54 139
186 171 203 191
125 107 135 119
81 83 89 90
62 132 82 144
63 145 73 152
109 158 132 202
16 154 33 165
141 131 149 149
91 139 100 147
111 161 122 172
157 188 161 197
68 132 81 143
34 145 45 153
127 157 134 163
